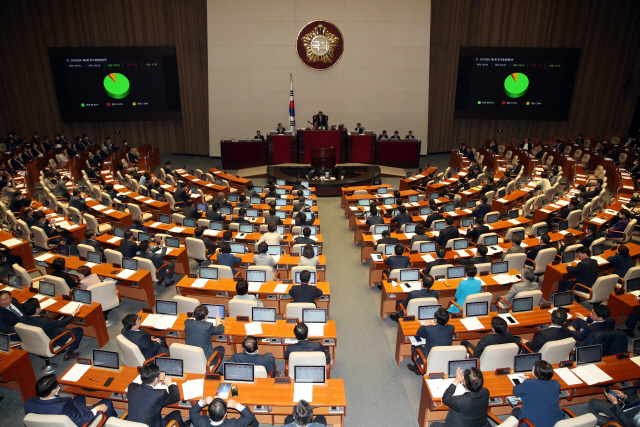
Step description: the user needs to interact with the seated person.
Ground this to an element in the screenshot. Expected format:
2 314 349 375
69 188 88 213
587 386 640 426
258 222 283 245
236 195 252 209
284 322 331 364
228 335 277 377
411 223 431 246
294 227 315 246
289 270 322 304
519 308 573 353
127 363 185 427
501 235 525 260
206 202 226 221
366 206 385 226
374 230 399 251
50 257 79 290
390 274 438 322
295 211 315 226
502 268 538 305
456 243 491 265
189 397 257 427
380 244 410 289
283 400 326 427
298 244 319 267
557 246 598 293
181 199 200 219
466 218 490 244
525 233 552 267
81 229 105 261
448 265 481 313
230 208 250 224
184 304 225 362
580 223 600 248
216 244 242 276
424 247 450 276
0 289 23 340
431 367 489 427
390 205 412 226
608 244 633 282
24 374 117 426
139 239 175 287
462 317 518 358
512 361 564 427
566 304 614 342
244 183 258 197
407 308 454 375
472 195 491 219
264 185 278 199
263 208 283 225
121 313 169 359
76 265 102 290
231 279 263 307
32 211 73 246
128 216 149 233
253 241 277 272
436 216 459 248
193 226 216 258
606 209 632 238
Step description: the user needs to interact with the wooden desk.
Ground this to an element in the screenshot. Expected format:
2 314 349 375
0 229 36 270
207 252 327 282
208 168 252 193
607 292 640 326
0 348 37 402
399 167 439 191
267 134 297 164
221 140 267 170
376 139 421 168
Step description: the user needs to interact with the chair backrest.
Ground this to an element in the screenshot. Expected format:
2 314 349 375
504 253 527 272
86 281 120 311
623 266 640 291
173 295 201 314
429 264 452 279
474 263 491 275
504 227 525 241
247 265 275 281
228 299 258 318
566 210 581 229
533 248 558 274
555 413 598 427
12 263 34 289
424 345 467 375
77 243 94 258
514 290 543 307
185 237 207 261
117 334 145 366
105 249 123 266
353 190 368 195
127 204 143 219
581 202 592 221
620 219 637 243
463 292 493 316
430 219 445 230
285 302 316 320
17 219 33 243
477 233 498 246
82 214 100 232
14 323 57 357
169 343 207 374
484 191 495 204
445 238 466 249
290 266 317 281
135 256 160 282
43 275 71 296
31 227 52 250
23 414 78 427
478 343 519 371
588 237 605 252
522 198 534 218
288 351 327 379
405 297 439 317
588 274 619 304
539 337 576 364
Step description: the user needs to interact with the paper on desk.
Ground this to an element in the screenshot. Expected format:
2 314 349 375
460 317 484 331
273 283 289 294
60 302 83 314
571 364 612 386
39 299 57 309
310 236 319 242
1 286 14 292
248 282 262 293
113 185 125 190
61 363 92 382
372 234 382 241
493 274 516 285
448 211 458 217
1 238 22 247
245 322 263 335
590 218 606 224
182 378 204 400
554 368 582 385
399 281 422 293
404 233 416 239
409 336 426 346
92 204 106 211
191 279 209 288
35 253 55 261
34 294 47 300
150 222 163 228
458 229 467 235
293 383 313 403
108 236 122 244
498 312 520 325
508 219 520 225
421 254 435 263
631 356 640 367
431 231 440 237
169 227 185 233
203 230 219 237
455 249 469 257
307 323 325 337
559 230 569 235
592 256 608 265
556 200 570 206
496 198 508 203
539 209 550 213
116 269 136 279
426 379 466 398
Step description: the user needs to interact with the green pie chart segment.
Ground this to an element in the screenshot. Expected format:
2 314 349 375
103 73 130 99
504 72 529 98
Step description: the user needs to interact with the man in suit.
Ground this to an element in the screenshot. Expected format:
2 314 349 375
20 297 83 359
462 317 518 359
118 230 140 259
81 229 105 261
472 196 491 220
285 322 331 364
86 166 104 186
289 270 323 304
127 216 149 234
580 223 600 248
519 138 533 152
127 363 185 427
230 208 251 224
243 183 258 198
282 400 326 427
586 178 603 199
312 111 328 128
377 130 389 141
558 246 599 293
576 192 589 210
32 211 73 245
126 148 139 164
519 308 573 353
435 371 490 427
525 233 552 267
405 131 416 139
253 130 265 141
0 290 23 339
181 199 200 219
190 397 257 427
501 235 526 261
21 207 36 228
425 205 444 230
229 336 277 377
390 130 401 140
184 305 225 362
453 177 470 194
206 202 226 222
511 160 523 176
390 205 412 227
407 308 454 374
607 244 633 281
294 227 315 246
410 223 431 246
567 304 615 342
623 136 636 149
42 136 54 152
263 208 283 225
390 274 439 322
549 197 580 227
139 239 175 286
502 268 539 304
276 123 286 135
295 210 315 226
69 189 88 213
193 226 217 259
436 216 459 247
24 374 117 426
374 230 399 251
467 218 490 244
574 134 585 146
488 140 499 153
173 181 190 204
424 247 451 276
236 195 252 209
121 313 169 359
457 244 491 266
52 176 70 198
481 176 495 194
629 158 640 179
380 244 410 287
161 161 173 176
292 196 306 212
264 185 278 199
587 386 640 426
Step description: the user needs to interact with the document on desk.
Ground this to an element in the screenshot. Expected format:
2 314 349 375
1 238 22 247
372 234 383 241
244 322 263 335
592 256 608 265
61 363 92 382
293 383 313 403
421 254 435 263
399 281 422 293
39 299 57 309
141 314 163 328
169 227 186 233
554 367 582 385
460 317 484 331
455 249 469 257
590 218 606 224
426 379 465 398
248 282 262 293
108 236 122 244
154 315 178 330
116 269 136 279
59 302 83 314
448 211 458 217
191 279 209 288
631 356 640 367
150 222 163 228
571 364 612 386
203 230 219 237
508 219 521 225
35 253 56 262
273 284 289 294
182 378 204 400
409 336 426 346
493 274 516 285
307 323 325 337
83 262 98 268
404 233 416 239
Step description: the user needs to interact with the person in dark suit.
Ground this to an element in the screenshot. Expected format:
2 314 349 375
0 290 23 339
390 205 412 227
50 257 79 290
80 229 105 261
127 363 185 427
519 138 533 152
608 244 633 281
519 309 573 353
184 305 225 362
275 123 286 135
32 211 72 245
283 400 326 427
467 218 490 244
574 134 585 146
121 313 169 360
24 374 117 426
20 297 83 359
118 230 140 259
410 223 431 246
42 137 54 152
557 246 599 293
462 317 518 358
69 189 88 213
190 397 257 427
390 274 439 322
127 216 149 234
511 360 563 427
380 244 410 289
228 336 277 377
9 155 25 170
181 199 200 219
430 367 490 427
289 270 322 304
481 177 495 194
21 207 36 228
456 244 491 266
424 247 451 276
436 216 459 247
285 322 331 364
586 178 603 199
566 304 615 342
243 183 258 198
580 223 600 248
511 160 523 176
366 206 385 226
548 197 580 227
173 181 190 204
253 130 265 141
206 202 226 222
312 111 328 128
488 140 499 153
390 130 401 140
192 226 216 258
264 185 278 199
629 158 640 179
263 208 283 225
126 148 139 164
472 196 491 220
425 205 444 229
217 244 242 276
8 192 24 213
294 227 315 246
161 161 173 176
587 385 640 426
525 233 552 267
139 239 175 286
295 210 315 226
404 131 415 139
292 196 306 212
407 307 455 374
374 229 399 251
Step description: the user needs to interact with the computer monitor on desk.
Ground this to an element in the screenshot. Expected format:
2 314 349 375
491 261 508 275
561 250 575 264
399 269 420 282
465 301 489 317
461 217 474 228
447 266 465 280
183 218 196 228
210 221 224 231
302 308 327 324
122 258 137 271
374 225 390 234
93 349 120 371
294 366 326 385
483 235 498 246
404 223 417 233
448 359 477 378
155 357 183 378
377 187 389 195
57 244 70 257
7 273 22 289
576 344 602 365
137 232 151 243
384 245 396 256
633 339 640 357
558 220 569 231
552 291 573 308
434 221 446 231
246 269 266 284
420 242 437 254
224 362 255 383
230 243 246 254
429 192 439 200
156 300 178 316
252 307 276 323
512 297 534 313
203 304 226 320
536 225 548 236
39 282 56 298
420 206 432 215
199 267 218 280
591 243 604 256
444 203 455 213
418 305 442 321
514 353 541 373
453 239 469 250
238 224 253 234
511 230 525 241
295 271 316 284
627 278 640 293
486 214 499 224
508 209 519 220
466 200 477 209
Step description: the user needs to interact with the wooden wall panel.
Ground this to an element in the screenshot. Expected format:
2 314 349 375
0 0 208 155
429 0 640 152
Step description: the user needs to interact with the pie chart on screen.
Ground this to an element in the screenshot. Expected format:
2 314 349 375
504 72 529 98
103 73 130 99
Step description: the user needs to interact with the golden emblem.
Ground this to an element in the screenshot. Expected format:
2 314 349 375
300 25 340 63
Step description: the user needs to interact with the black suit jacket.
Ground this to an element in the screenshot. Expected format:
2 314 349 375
122 328 166 360
182 206 200 219
285 339 330 363
424 259 451 276
0 298 23 334
571 317 615 342
20 314 76 341
118 239 140 259
416 323 454 359
566 258 599 289
580 234 599 249
374 236 399 250
437 226 460 247
127 383 180 427
313 115 328 127
289 284 322 304
471 331 518 358
205 210 226 222
391 213 413 226
525 244 551 265
174 187 189 203
457 255 491 266
526 326 573 353
467 226 490 244
425 212 444 229
441 383 490 427
190 401 255 427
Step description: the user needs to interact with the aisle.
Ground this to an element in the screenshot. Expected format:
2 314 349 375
317 196 418 426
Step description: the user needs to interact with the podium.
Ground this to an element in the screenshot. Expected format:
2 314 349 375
311 147 337 170
297 129 346 164
267 132 296 164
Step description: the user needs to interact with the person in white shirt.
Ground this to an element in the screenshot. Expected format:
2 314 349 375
253 242 277 273
258 222 283 246
538 171 551 193
298 244 319 267
231 279 263 307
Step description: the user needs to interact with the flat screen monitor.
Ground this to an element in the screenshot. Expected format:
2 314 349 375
275 188 286 195
254 186 263 193
223 362 255 383
466 200 477 208
87 251 102 265
429 192 440 200
576 344 602 365
552 291 573 308
246 209 259 218
420 242 437 253
404 223 417 233
276 225 286 235
12 230 23 240
377 187 389 194
434 221 446 231
267 245 281 256
358 199 370 207
137 232 151 242
302 308 327 324
246 269 266 283
140 188 149 197
301 189 311 196
591 243 604 256
406 172 413 178
203 304 225 320
122 257 137 271
156 300 177 316
418 305 442 321
627 278 640 293
155 357 183 377
447 266 466 280
295 271 316 285
508 209 519 219
399 269 420 282
70 214 80 225
73 288 92 305
277 198 288 206
512 230 525 240
275 211 287 219
250 197 261 205
453 239 469 250
301 181 309 188
196 203 207 211
93 349 120 370
483 235 499 246
220 207 232 215
444 203 455 213
536 225 548 237
466 301 489 317
486 213 499 224
166 237 180 248
633 339 640 357
461 217 475 227
420 206 432 215
0 333 9 353
57 207 64 216
183 218 196 228
491 261 508 274
159 214 171 224
514 353 541 373
155 194 164 202
448 359 478 378
113 227 125 238
384 245 396 256
252 307 276 323
383 197 395 205
57 244 70 257
557 220 569 231
229 243 246 254
512 297 534 313
238 224 253 233
497 189 506 199
276 179 286 186
374 225 390 234
210 221 224 231
199 267 218 280
294 366 326 385
227 194 238 202
540 199 548 207
561 250 575 263
39 282 56 297
7 273 22 289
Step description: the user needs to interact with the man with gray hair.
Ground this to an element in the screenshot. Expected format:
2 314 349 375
502 268 538 304
501 235 526 261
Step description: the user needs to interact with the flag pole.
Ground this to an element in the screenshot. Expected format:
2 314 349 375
289 73 296 132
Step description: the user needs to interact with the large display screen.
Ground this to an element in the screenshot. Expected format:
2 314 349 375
454 47 580 120
48 47 181 122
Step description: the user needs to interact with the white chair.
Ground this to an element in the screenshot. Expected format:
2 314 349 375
477 233 498 246
24 413 107 427
555 413 598 427
87 281 120 326
172 213 185 225
528 222 547 237
127 203 153 221
415 345 468 376
185 237 208 262
477 343 519 371
169 343 220 374
17 219 37 252
173 295 200 314
135 256 166 284
566 210 581 229
538 337 576 364
529 248 557 277
497 290 542 310
521 198 535 218
429 264 452 279
117 334 147 367
286 351 329 379
430 219 445 230
31 227 58 251
228 299 258 319
606 219 637 243
572 274 619 304
247 265 277 281
504 253 527 272
284 302 316 320
588 237 605 253
12 263 42 288
504 227 525 241
105 249 123 266
42 275 71 296
621 266 640 291
15 323 76 373
474 263 491 276
77 243 94 259
83 213 113 235
401 297 439 318
445 238 467 249
104 416 149 427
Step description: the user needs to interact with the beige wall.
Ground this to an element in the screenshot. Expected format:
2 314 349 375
207 0 431 157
